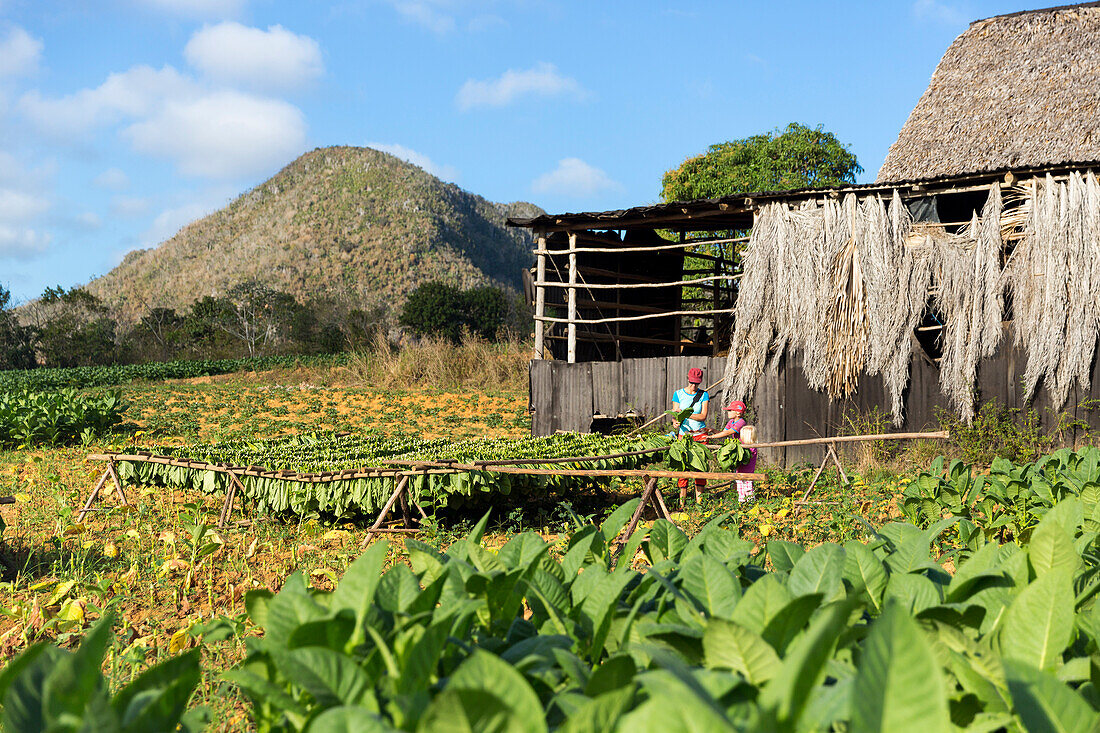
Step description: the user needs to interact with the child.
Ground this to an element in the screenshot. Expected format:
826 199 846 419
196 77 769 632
710 400 747 441
735 425 758 503
671 367 709 503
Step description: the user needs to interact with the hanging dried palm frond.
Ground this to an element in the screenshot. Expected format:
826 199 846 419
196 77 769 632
722 175 1097 424
863 191 934 425
1007 172 1100 408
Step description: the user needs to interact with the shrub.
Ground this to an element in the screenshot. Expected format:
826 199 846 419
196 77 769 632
399 281 509 343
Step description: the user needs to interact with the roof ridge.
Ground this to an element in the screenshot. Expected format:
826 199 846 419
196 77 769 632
972 1 1100 26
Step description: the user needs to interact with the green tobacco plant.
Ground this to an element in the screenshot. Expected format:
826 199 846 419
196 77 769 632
0 614 207 732
902 447 1100 548
667 434 710 473
716 440 749 471
225 507 1100 731
0 388 125 448
0 354 345 392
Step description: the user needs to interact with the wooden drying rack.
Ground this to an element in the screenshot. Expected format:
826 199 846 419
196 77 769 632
78 449 763 539
80 431 943 537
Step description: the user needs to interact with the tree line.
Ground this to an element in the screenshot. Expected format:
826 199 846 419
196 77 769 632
0 280 530 371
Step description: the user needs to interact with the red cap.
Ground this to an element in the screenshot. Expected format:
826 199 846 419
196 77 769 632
687 368 703 384
726 400 746 411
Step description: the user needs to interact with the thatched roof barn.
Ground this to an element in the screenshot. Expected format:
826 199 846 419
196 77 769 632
879 2 1100 182
512 3 1100 457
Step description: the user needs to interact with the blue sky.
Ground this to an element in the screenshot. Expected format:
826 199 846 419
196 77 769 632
0 0 1039 302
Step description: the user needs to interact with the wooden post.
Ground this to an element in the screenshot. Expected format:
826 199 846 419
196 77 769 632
798 442 849 504
711 252 721 356
534 228 547 359
675 230 684 353
76 459 130 523
106 460 129 507
219 471 245 529
363 475 410 545
619 475 658 544
76 470 111 524
567 232 577 363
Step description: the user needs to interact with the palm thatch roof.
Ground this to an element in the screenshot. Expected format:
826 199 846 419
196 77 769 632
877 2 1100 183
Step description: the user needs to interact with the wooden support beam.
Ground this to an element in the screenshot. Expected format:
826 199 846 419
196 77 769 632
567 232 577 364
534 307 734 326
76 469 111 524
76 459 130 524
533 274 741 290
219 471 246 529
363 475 410 546
534 230 547 359
618 476 658 545
747 431 948 449
544 332 692 349
534 234 749 256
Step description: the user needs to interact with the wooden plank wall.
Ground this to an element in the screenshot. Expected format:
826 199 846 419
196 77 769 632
529 342 1100 466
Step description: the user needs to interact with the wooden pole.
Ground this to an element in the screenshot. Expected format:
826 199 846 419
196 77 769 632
380 461 762 481
653 486 672 520
745 431 949 449
534 308 735 326
106 460 129 507
76 469 111 524
533 274 741 290
363 475 410 545
534 234 751 255
567 232 577 363
799 443 851 504
219 472 246 529
534 229 547 359
385 445 665 468
619 476 657 545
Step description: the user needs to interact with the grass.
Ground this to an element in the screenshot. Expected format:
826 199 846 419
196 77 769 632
0 353 929 731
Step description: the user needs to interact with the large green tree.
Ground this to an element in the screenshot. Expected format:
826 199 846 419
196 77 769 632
661 122 862 202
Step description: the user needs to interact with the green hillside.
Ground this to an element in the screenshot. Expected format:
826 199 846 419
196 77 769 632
86 146 543 320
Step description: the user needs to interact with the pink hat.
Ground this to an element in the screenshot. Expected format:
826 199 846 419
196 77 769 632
687 368 703 384
726 400 746 411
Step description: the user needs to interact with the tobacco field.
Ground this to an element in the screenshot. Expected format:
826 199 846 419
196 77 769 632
1 358 1098 730
6 456 1100 731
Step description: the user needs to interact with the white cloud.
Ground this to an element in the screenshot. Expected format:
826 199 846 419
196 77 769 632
21 64 308 180
19 65 196 138
136 0 247 19
76 212 102 229
368 142 458 181
387 1 456 34
0 188 49 221
94 168 130 190
0 185 51 258
124 91 307 179
912 0 969 25
0 225 49 258
531 158 621 197
0 26 42 78
184 22 323 92
110 195 150 217
456 62 586 111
